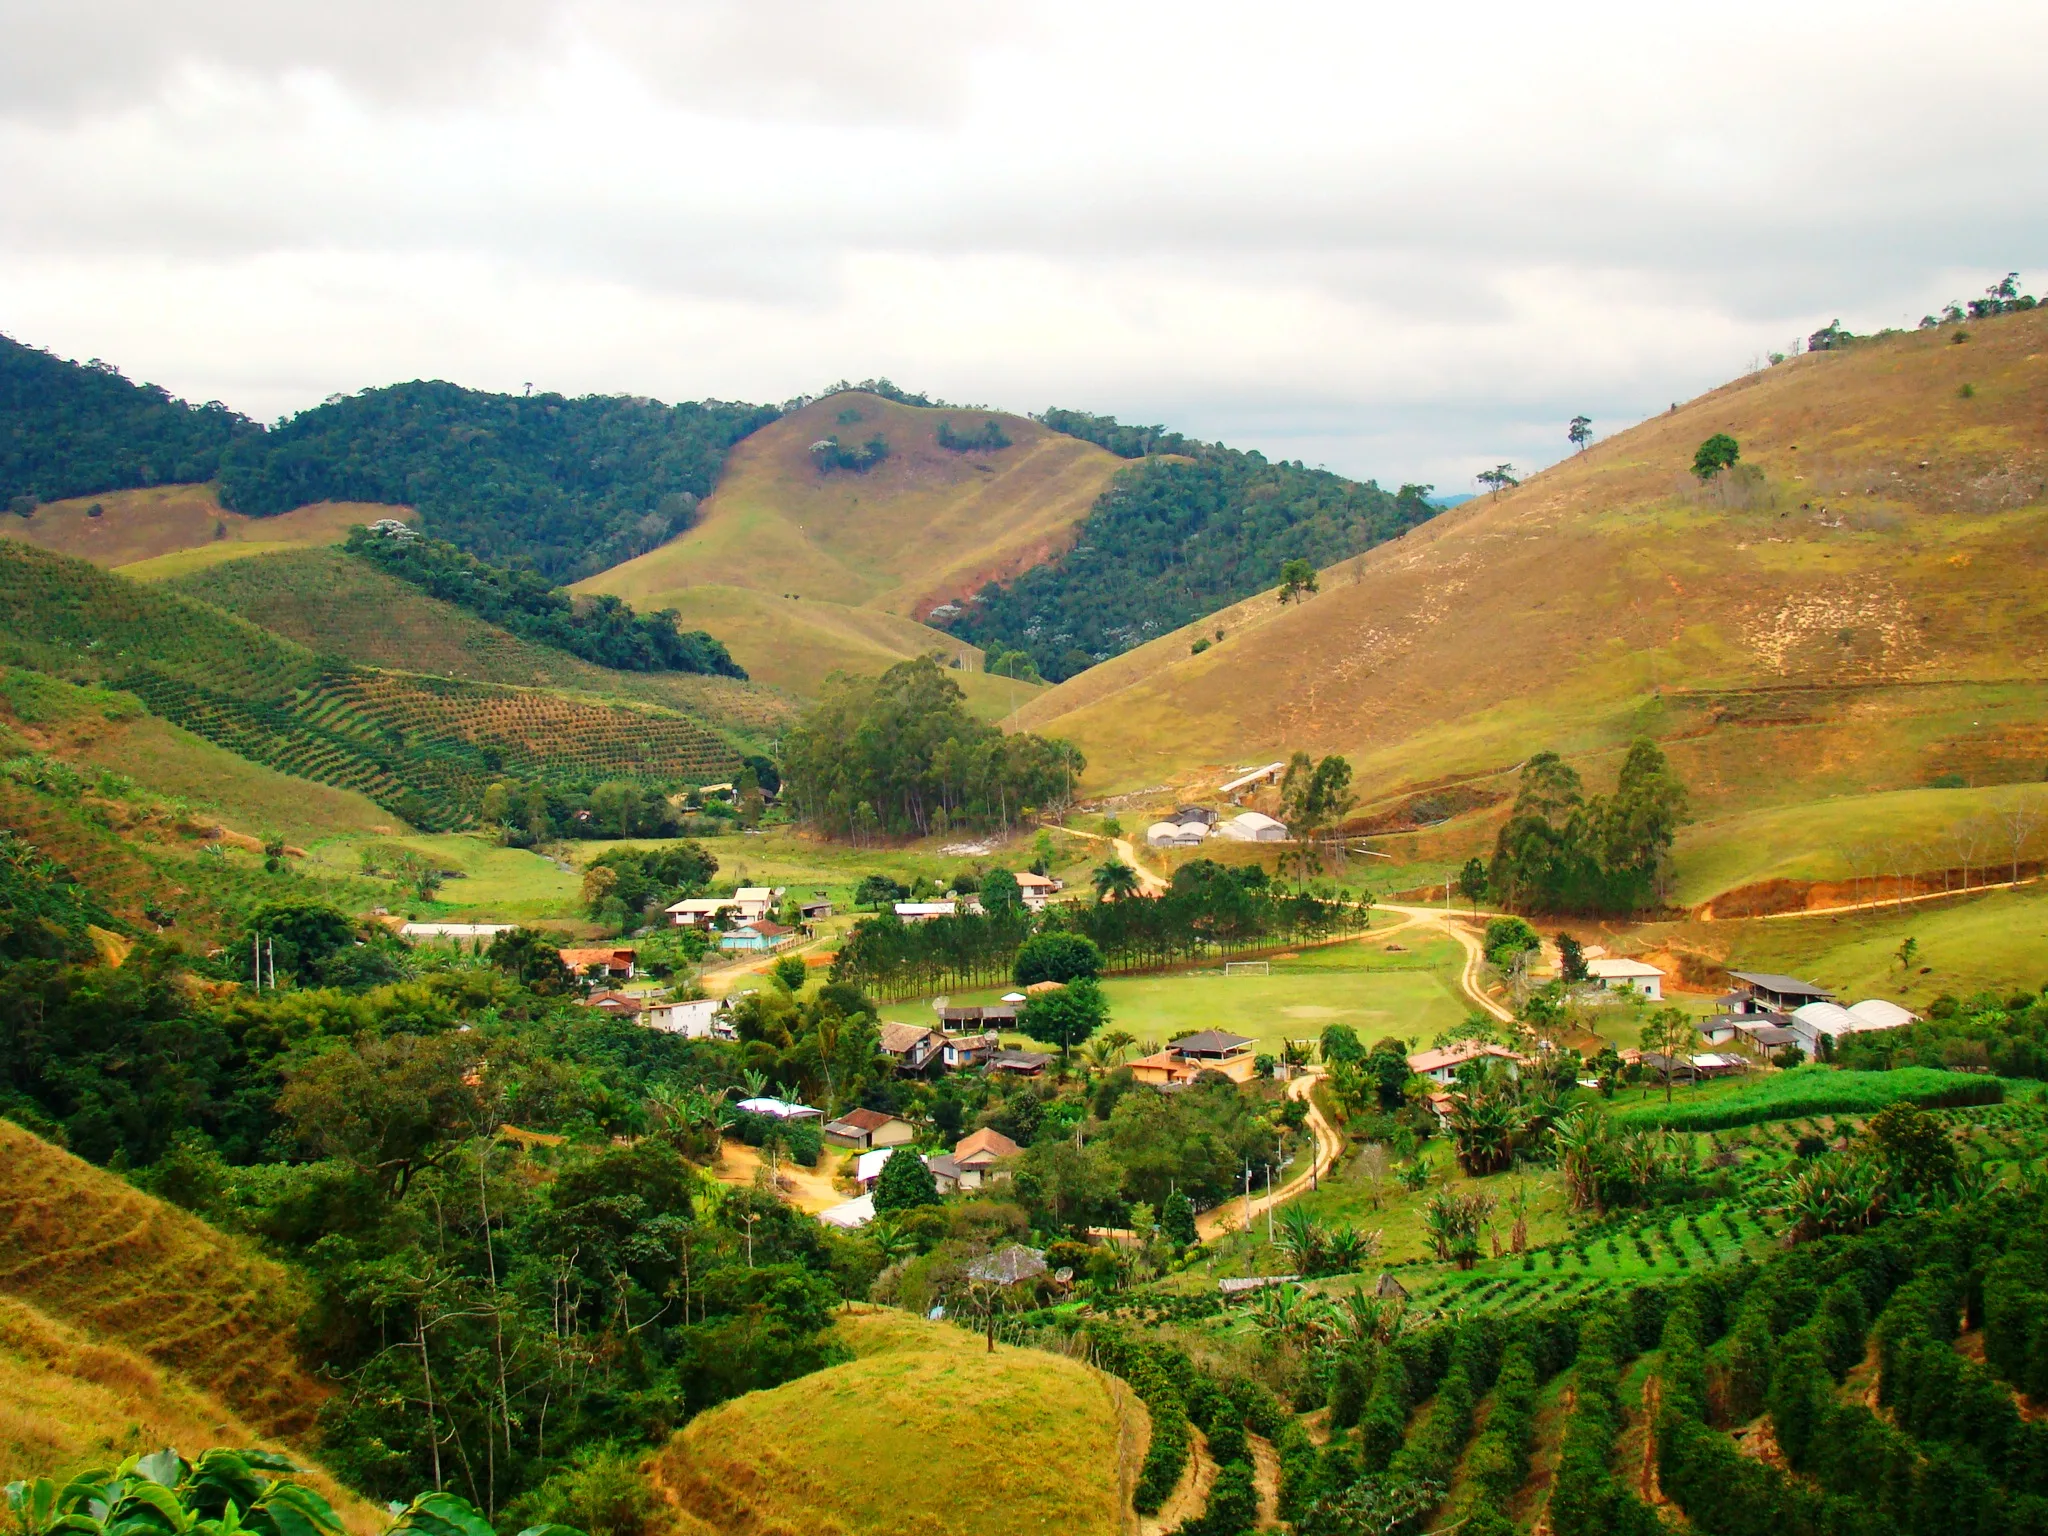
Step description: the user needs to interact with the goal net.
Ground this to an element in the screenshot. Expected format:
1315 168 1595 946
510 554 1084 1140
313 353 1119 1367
1224 961 1271 977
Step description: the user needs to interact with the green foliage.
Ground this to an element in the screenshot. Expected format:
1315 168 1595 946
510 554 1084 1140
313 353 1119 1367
500 1445 659 1536
1162 1188 1197 1247
983 646 1042 682
1 1448 355 1536
807 434 890 473
1548 1312 1660 1536
1836 987 2048 1078
218 379 774 580
1606 1065 2002 1131
582 842 718 920
853 873 909 909
950 423 1437 681
1083 1326 1189 1514
1278 557 1319 604
488 927 574 994
1481 916 1540 969
772 955 808 992
1459 1340 1539 1513
979 868 1023 914
1023 976 1108 1059
345 526 743 677
935 417 1011 452
873 1146 941 1212
1013 932 1102 986
1692 433 1741 480
0 335 259 504
781 656 1081 838
1489 743 1688 915
0 829 116 962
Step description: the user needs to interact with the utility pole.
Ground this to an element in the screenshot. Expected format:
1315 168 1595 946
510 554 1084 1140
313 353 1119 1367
1243 1163 1254 1236
1265 1163 1274 1245
252 934 261 991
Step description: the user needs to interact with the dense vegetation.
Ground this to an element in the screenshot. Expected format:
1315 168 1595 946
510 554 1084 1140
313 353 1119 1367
217 380 777 581
345 525 744 677
781 655 1081 838
945 409 1439 680
1837 987 2048 1077
1 334 259 509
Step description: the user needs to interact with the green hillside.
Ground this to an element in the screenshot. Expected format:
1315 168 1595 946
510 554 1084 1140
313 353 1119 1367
165 547 797 747
0 542 742 830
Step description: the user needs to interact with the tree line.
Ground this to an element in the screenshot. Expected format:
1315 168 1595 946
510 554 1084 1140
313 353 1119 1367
346 525 745 676
1479 741 1689 915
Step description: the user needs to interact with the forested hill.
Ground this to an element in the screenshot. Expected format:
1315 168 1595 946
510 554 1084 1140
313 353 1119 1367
941 408 1439 681
218 381 781 581
1 334 260 508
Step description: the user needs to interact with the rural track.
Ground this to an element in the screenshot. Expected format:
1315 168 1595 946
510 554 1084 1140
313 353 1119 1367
1058 825 1169 892
1377 901 1516 1024
1197 1066 1344 1240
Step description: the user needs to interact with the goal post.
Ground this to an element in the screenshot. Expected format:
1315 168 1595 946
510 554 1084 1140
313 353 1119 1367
1223 960 1271 977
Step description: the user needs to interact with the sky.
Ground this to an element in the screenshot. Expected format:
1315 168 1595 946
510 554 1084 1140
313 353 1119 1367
3 0 2044 491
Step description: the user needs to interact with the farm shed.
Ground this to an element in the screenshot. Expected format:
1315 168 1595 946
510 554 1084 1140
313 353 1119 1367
1586 956 1664 1000
1217 811 1288 842
823 1107 917 1150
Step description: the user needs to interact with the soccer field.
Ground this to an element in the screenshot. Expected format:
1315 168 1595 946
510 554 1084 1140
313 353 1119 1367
887 933 1473 1056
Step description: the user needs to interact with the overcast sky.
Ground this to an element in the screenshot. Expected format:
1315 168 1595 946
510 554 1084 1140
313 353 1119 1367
3 1 2043 490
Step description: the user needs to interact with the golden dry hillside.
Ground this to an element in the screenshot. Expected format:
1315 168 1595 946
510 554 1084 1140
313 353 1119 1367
0 1119 328 1442
0 484 390 573
1023 308 2048 881
574 392 1124 698
648 1309 1137 1536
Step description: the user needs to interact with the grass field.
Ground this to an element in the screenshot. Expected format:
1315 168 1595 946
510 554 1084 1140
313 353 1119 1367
0 483 386 570
650 1308 1132 1536
894 932 1473 1055
1018 309 2048 918
302 832 582 920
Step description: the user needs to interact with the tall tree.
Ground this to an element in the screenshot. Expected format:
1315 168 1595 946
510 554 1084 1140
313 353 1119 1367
1568 415 1593 451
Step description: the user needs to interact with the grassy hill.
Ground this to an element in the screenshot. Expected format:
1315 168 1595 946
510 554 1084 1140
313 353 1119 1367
0 542 743 830
574 391 1119 695
0 483 388 572
1023 307 2048 907
649 1309 1136 1536
164 548 798 746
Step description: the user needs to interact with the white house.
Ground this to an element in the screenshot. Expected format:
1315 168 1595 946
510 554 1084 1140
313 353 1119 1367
894 901 958 923
818 1193 875 1229
402 922 517 941
1586 957 1665 1001
665 886 784 928
1014 871 1062 910
642 998 728 1038
1217 811 1288 842
1406 1040 1527 1085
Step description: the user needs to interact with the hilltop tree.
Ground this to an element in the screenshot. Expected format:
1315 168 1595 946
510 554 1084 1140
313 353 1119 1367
1278 558 1320 604
1488 742 1687 915
1691 433 1740 480
1568 415 1593 451
1476 464 1519 495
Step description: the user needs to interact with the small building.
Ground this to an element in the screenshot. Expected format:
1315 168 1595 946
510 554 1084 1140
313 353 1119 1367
1846 998 1917 1030
823 1106 917 1150
879 1021 944 1073
1129 1029 1260 1086
1172 805 1221 827
926 1153 967 1194
642 998 728 1038
582 990 645 1018
402 921 516 942
1406 1039 1527 1085
895 901 959 923
1728 971 1834 1014
734 1096 823 1122
799 898 835 921
1217 811 1288 843
939 1004 1018 1032
952 1128 1022 1183
1689 1052 1749 1078
666 897 737 929
719 920 795 953
1585 956 1664 1000
1014 871 1062 910
989 1049 1053 1077
818 1193 875 1230
559 946 636 980
1697 1010 1781 1045
1786 998 1915 1055
1147 820 1206 849
943 1032 1001 1070
1638 1051 1699 1085
1218 762 1287 799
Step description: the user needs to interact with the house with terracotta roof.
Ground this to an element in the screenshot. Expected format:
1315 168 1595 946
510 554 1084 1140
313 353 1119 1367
1406 1039 1528 1085
581 990 645 1018
718 920 795 953
952 1128 1022 1186
559 946 636 980
1129 1029 1259 1086
823 1106 917 1150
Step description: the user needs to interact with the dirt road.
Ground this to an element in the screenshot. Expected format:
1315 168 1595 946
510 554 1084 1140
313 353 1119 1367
1060 825 1168 893
1197 1066 1345 1240
709 1141 848 1213
1377 900 1515 1023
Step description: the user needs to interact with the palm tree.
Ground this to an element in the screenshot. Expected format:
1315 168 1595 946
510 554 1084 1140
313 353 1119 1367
1092 859 1140 902
1081 1030 1137 1077
1444 1068 1527 1176
1550 1104 1610 1212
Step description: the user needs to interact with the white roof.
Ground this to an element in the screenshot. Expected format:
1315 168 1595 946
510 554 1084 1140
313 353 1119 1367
1147 821 1181 836
1001 992 1028 1003
1232 810 1286 832
401 922 516 938
665 897 731 913
818 1193 875 1229
1790 1001 1860 1037
735 886 782 901
1847 999 1916 1030
1691 1053 1746 1068
1217 762 1287 795
1587 957 1664 979
735 1097 821 1119
1014 872 1058 889
855 1149 893 1183
895 901 958 916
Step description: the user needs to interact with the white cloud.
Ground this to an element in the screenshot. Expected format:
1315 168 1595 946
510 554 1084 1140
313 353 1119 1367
2 0 2043 490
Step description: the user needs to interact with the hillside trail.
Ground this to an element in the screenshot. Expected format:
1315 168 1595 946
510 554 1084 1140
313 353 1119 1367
709 1141 844 1213
1721 869 2044 922
1059 825 1169 892
1141 1425 1216 1536
1377 901 1515 1023
1196 1067 1343 1241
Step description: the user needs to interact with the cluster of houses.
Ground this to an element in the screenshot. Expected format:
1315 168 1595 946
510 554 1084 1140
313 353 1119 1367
662 886 834 953
1146 805 1289 849
892 871 1065 922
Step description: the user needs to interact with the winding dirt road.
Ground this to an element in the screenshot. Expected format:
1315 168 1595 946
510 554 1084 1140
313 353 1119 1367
1197 1065 1346 1240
